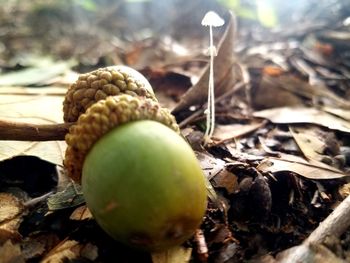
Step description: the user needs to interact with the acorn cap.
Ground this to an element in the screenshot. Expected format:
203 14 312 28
64 94 180 182
63 66 157 122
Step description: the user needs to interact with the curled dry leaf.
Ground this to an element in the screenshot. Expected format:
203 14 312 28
172 11 242 113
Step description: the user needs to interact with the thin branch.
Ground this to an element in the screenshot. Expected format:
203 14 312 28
305 194 350 244
0 119 73 141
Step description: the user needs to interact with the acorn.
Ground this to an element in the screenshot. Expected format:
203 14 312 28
63 65 157 122
64 68 207 251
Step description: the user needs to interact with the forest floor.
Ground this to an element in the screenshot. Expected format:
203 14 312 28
0 1 350 262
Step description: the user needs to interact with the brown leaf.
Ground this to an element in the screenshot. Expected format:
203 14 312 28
212 169 238 194
254 107 350 133
0 240 25 263
196 151 226 180
0 193 25 239
42 240 98 263
0 92 66 165
172 12 242 113
258 154 347 180
322 107 350 121
21 234 60 260
289 125 327 162
252 75 305 109
213 120 266 143
70 205 93 221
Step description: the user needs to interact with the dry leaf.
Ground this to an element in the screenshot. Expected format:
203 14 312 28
47 183 84 211
258 154 347 180
0 92 66 165
172 12 242 113
253 75 305 109
151 245 192 263
253 107 350 133
42 240 79 263
21 234 60 260
0 60 72 86
289 125 327 162
0 193 25 238
196 151 226 180
213 120 266 142
70 205 93 221
42 240 98 263
322 107 350 121
0 240 25 263
212 169 238 194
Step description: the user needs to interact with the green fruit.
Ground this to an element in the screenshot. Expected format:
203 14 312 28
82 120 207 251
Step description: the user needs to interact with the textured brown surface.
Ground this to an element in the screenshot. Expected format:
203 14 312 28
64 95 179 182
63 66 157 122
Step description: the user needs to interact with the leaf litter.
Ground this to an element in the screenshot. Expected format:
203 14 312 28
1 1 350 262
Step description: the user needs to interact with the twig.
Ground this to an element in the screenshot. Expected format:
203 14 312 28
195 229 209 262
305 194 350 245
277 194 350 262
0 119 73 141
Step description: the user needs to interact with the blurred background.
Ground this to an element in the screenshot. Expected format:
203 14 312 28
0 0 349 71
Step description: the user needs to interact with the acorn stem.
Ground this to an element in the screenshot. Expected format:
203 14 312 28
0 119 73 141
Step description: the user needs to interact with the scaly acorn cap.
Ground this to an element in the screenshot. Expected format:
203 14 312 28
63 66 157 122
64 94 180 183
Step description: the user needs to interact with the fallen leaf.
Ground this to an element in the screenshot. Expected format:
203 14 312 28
80 243 98 261
172 11 242 113
42 240 98 263
212 169 238 194
196 151 226 180
0 141 65 167
289 125 327 162
0 87 67 96
213 120 266 142
0 240 25 263
151 245 192 263
254 74 350 110
47 182 84 211
0 60 73 86
258 154 347 180
70 205 93 221
0 92 66 165
253 107 350 133
0 193 25 239
322 107 350 121
21 234 60 260
0 193 24 223
41 240 80 263
252 75 305 109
